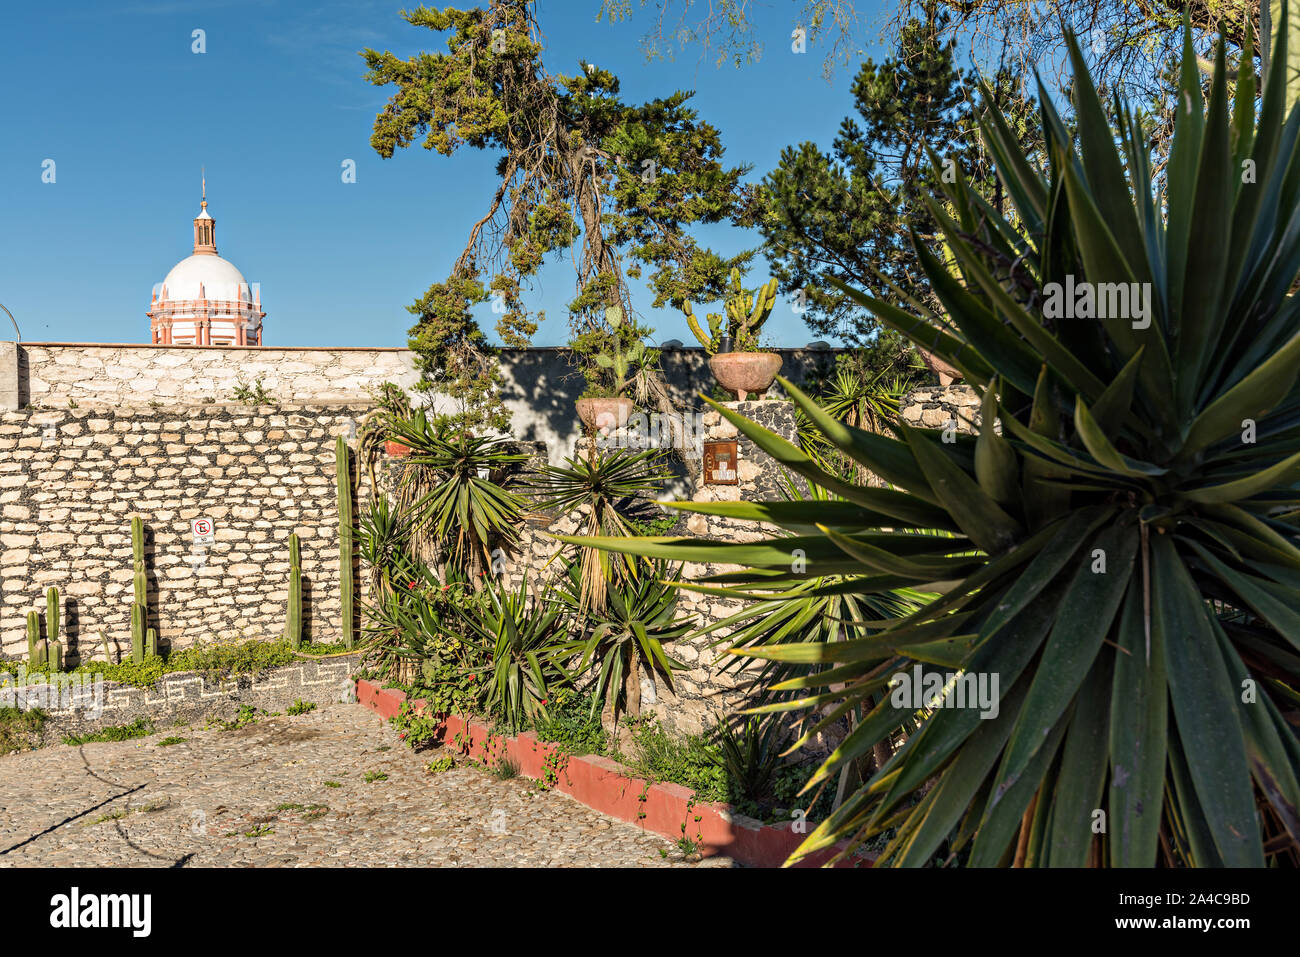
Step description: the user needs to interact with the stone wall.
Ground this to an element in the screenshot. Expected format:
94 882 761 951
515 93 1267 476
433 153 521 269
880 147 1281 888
16 344 420 408
10 342 847 465
899 383 981 431
0 403 365 662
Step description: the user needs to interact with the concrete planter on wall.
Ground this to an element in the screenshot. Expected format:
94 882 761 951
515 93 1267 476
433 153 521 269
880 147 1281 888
355 678 867 869
708 352 782 401
575 396 634 431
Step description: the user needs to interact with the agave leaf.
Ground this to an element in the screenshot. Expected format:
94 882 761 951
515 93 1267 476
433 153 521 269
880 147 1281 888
1182 448 1300 503
900 424 1022 553
894 680 1027 867
968 714 1067 867
664 497 959 532
1044 655 1112 867
993 521 1137 799
1108 584 1168 867
974 384 1020 507
1152 534 1264 866
1073 399 1168 477
1173 33 1234 405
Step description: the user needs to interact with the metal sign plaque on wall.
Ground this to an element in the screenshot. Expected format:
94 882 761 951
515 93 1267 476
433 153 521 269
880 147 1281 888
703 440 739 485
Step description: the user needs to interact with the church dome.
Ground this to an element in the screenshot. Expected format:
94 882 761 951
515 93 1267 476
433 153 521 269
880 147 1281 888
158 254 252 304
147 185 266 346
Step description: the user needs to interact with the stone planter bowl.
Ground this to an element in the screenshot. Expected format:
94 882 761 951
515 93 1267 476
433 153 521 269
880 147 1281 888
576 396 635 432
709 351 783 401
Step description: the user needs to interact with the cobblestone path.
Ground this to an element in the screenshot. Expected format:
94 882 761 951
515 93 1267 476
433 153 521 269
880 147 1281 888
0 703 733 867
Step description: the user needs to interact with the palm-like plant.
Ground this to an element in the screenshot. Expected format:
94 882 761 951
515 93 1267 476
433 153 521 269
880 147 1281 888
530 447 672 612
387 410 530 584
566 21 1300 867
554 558 690 722
802 363 915 485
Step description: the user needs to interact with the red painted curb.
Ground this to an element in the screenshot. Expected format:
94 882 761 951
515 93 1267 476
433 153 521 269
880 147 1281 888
356 679 868 868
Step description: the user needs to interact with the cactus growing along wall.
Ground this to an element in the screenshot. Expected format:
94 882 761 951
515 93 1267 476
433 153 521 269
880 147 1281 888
285 532 302 650
335 436 354 650
0 404 367 661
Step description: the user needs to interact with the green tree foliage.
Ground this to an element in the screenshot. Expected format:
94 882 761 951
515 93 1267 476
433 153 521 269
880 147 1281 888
748 11 1037 348
364 0 753 427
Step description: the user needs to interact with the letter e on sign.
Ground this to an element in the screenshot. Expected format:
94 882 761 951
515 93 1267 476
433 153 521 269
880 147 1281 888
192 518 215 544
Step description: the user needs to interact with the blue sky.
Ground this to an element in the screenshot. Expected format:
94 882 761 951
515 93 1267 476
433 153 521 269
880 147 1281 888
0 0 890 348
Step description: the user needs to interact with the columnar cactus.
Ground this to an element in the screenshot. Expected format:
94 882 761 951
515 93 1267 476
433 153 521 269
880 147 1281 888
336 436 354 649
131 515 147 606
285 532 303 650
129 516 151 662
682 268 779 353
46 586 62 672
99 633 115 665
146 627 158 659
26 610 44 668
130 603 145 664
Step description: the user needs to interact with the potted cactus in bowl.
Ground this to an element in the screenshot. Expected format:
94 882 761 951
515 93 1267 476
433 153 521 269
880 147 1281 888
683 268 781 400
572 305 655 432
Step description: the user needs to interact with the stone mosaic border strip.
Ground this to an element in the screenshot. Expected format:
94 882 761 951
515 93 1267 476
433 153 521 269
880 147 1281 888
3 653 362 744
356 679 867 869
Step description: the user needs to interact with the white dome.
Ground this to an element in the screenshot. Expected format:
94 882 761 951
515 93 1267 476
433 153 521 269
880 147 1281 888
159 254 252 302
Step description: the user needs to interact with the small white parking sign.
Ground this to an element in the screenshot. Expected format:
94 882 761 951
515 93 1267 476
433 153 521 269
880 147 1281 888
192 518 214 544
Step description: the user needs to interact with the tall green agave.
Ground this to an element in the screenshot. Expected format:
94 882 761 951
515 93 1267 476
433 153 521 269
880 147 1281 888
564 20 1300 867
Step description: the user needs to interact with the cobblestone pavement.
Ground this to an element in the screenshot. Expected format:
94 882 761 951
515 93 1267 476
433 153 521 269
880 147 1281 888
0 703 734 867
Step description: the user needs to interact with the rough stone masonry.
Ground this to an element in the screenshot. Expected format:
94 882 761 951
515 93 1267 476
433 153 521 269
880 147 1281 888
0 403 364 662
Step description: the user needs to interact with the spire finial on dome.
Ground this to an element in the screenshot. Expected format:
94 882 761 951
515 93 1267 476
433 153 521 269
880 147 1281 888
201 166 207 209
193 178 216 254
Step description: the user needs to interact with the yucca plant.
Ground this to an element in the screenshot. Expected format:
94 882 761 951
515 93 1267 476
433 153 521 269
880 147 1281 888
529 447 672 613
356 495 418 605
460 579 568 730
709 715 793 806
553 558 690 723
387 410 530 585
566 19 1300 867
797 362 912 486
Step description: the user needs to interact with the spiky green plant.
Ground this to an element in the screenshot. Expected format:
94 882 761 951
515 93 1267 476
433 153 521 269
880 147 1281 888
682 268 778 354
568 21 1300 867
285 532 303 650
384 412 529 586
336 436 355 649
553 558 690 723
529 448 671 614
356 495 416 607
456 579 567 730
